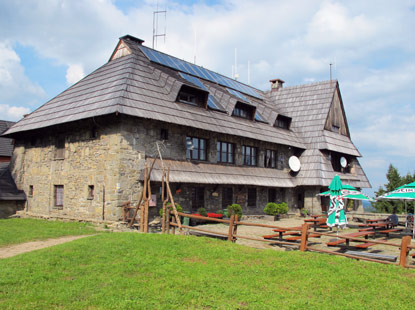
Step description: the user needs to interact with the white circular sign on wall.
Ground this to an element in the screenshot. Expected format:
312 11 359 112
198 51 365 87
288 156 301 172
340 157 348 168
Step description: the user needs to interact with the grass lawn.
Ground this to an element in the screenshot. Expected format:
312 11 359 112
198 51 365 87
0 218 98 247
1 232 414 309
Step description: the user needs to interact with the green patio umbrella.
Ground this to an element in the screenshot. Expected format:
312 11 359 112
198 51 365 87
377 181 415 238
318 184 374 201
327 175 348 228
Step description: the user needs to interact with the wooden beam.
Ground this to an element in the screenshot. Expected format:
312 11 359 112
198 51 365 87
399 236 411 268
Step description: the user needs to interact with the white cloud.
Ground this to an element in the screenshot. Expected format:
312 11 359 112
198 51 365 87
66 64 85 85
0 104 30 121
0 42 46 104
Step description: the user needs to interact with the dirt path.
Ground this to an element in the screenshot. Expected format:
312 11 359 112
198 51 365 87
0 235 95 259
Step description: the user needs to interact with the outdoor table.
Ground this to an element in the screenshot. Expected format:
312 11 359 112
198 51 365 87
366 219 387 223
304 217 327 231
310 214 324 219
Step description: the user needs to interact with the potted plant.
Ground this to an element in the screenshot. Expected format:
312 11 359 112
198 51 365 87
276 202 289 220
264 202 278 220
300 207 308 217
159 203 183 217
227 204 243 219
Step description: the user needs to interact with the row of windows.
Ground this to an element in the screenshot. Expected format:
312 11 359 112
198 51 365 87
186 136 285 169
177 86 292 130
28 185 95 208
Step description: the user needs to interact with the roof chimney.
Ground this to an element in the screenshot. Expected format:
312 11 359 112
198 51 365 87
270 79 285 91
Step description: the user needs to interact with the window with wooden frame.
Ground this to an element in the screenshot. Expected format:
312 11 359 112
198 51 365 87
264 149 277 168
222 187 233 209
29 185 34 197
88 185 95 200
177 85 207 108
232 102 255 120
242 145 258 166
191 187 205 212
54 185 64 209
186 136 207 161
247 188 257 207
55 137 65 159
274 115 292 130
217 141 235 164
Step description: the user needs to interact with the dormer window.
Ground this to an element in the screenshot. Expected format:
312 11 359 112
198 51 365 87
176 85 207 108
232 102 255 120
274 115 291 130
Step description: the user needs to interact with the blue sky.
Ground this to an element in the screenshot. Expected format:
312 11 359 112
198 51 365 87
0 0 414 196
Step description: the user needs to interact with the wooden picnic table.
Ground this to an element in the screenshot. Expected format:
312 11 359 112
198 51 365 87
326 231 375 247
263 226 302 241
310 214 324 219
304 217 327 231
367 222 390 229
366 218 387 223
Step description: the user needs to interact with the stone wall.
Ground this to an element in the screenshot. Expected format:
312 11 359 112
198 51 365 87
11 114 315 221
11 116 143 221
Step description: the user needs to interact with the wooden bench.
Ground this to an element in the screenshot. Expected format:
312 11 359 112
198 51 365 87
358 227 374 232
285 233 321 241
345 250 397 262
326 231 374 247
378 228 403 237
327 239 347 246
354 242 377 249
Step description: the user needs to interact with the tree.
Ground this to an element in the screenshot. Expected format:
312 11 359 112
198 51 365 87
373 164 415 214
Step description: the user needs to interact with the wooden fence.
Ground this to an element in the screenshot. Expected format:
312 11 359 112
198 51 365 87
164 211 415 269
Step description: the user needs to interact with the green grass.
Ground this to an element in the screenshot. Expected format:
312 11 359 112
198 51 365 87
1 232 414 309
0 218 98 246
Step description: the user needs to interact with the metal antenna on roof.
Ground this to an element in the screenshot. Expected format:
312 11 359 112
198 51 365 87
234 48 239 80
152 1 167 49
193 28 197 64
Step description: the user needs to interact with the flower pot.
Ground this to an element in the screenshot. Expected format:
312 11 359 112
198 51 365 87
274 214 281 221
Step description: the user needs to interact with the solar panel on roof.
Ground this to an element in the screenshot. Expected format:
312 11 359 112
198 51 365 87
179 72 226 112
226 88 249 103
139 45 263 100
255 112 268 123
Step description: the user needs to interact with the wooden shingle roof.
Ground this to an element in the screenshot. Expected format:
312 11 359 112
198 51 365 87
3 35 370 189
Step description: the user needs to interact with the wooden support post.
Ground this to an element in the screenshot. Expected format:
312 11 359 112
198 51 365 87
161 167 166 233
228 214 235 242
300 223 310 252
166 209 171 234
144 177 151 233
171 214 176 235
399 235 411 268
139 165 148 232
165 169 183 234
232 215 239 243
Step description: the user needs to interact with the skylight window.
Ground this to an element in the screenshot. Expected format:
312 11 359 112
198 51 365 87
274 115 292 130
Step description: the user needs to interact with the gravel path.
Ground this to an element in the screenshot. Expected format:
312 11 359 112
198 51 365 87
0 235 95 259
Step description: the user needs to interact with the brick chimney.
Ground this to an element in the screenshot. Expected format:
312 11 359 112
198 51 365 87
270 79 285 91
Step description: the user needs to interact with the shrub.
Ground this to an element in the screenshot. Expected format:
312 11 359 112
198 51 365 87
227 204 243 218
197 207 208 217
216 210 224 215
276 202 289 214
264 202 278 216
301 208 308 216
159 203 183 217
